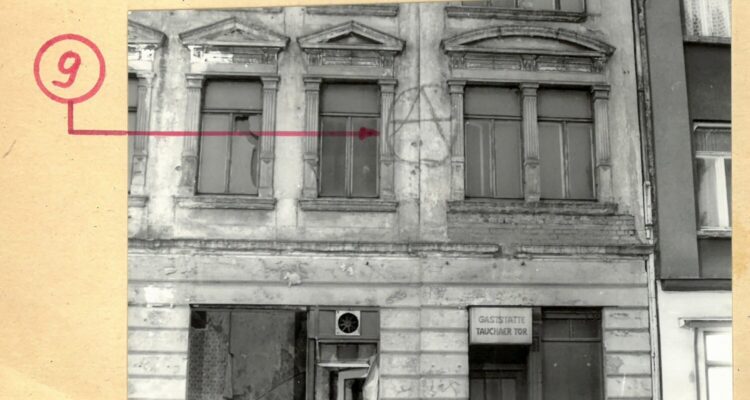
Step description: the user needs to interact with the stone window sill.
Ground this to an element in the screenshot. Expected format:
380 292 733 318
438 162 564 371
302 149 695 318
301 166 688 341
697 228 732 239
128 195 149 208
445 6 586 22
299 198 398 213
683 35 731 45
174 195 276 211
448 199 617 216
305 4 399 17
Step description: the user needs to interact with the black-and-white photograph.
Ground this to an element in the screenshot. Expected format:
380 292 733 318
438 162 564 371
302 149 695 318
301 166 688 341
126 1 732 399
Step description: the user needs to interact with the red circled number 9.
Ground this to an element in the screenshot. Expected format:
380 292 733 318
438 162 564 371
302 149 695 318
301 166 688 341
52 50 82 88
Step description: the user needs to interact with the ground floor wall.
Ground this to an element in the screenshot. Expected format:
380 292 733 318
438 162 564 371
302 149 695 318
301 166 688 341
127 246 654 400
657 285 732 400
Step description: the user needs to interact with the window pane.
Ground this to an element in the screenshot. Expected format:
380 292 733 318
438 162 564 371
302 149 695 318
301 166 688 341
707 366 732 400
725 158 732 224
321 84 379 114
128 77 138 108
538 90 592 119
228 115 261 195
571 318 600 339
695 128 731 152
351 117 379 198
320 117 348 197
128 111 137 188
706 332 732 364
524 0 555 10
559 0 585 12
465 87 521 117
567 123 595 200
465 120 493 198
542 319 570 340
683 0 731 37
493 121 523 198
539 122 565 199
488 0 517 6
198 114 230 194
543 342 602 400
203 80 263 111
696 157 721 227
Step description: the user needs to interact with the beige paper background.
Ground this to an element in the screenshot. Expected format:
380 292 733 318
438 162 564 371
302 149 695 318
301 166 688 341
0 0 745 398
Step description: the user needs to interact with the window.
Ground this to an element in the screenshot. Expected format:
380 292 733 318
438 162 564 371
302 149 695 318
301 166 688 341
127 76 138 190
464 87 523 199
696 326 732 400
319 83 380 198
683 0 731 38
197 80 263 195
542 309 602 400
538 89 595 200
695 124 731 230
463 87 595 201
460 0 585 12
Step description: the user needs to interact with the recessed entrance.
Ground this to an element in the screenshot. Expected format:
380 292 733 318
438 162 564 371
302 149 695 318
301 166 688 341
469 345 529 400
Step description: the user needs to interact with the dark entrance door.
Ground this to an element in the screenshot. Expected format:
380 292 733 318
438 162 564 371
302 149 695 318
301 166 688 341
469 345 529 400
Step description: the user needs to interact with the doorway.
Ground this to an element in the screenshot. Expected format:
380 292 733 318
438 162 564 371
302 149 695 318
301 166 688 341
469 345 529 400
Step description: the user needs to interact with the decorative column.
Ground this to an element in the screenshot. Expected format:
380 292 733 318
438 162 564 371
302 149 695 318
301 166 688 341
448 80 466 201
520 83 540 202
592 85 613 203
259 76 279 198
129 72 154 196
178 74 204 196
379 79 397 201
302 77 322 199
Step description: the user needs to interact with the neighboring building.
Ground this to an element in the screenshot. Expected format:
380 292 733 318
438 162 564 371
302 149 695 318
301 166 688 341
127 2 656 400
645 0 732 399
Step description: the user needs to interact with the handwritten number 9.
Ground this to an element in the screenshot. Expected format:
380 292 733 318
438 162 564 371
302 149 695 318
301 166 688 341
52 50 81 88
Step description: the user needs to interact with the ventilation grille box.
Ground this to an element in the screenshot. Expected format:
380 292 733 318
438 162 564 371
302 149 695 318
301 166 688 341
309 308 380 340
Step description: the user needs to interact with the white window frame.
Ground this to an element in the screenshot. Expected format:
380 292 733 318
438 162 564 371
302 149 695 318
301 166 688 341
694 122 732 232
696 325 732 400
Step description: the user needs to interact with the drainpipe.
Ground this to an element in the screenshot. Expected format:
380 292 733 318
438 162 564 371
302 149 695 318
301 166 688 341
631 0 662 399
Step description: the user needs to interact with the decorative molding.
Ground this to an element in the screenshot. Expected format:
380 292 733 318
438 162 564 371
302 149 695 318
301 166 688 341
174 195 276 211
448 80 465 201
441 25 615 74
128 238 502 257
697 229 732 239
683 35 731 45
299 198 398 213
447 200 618 216
679 318 732 328
298 21 404 76
302 77 322 199
128 19 166 46
445 6 586 22
513 244 653 258
179 17 289 73
178 74 204 196
306 4 399 17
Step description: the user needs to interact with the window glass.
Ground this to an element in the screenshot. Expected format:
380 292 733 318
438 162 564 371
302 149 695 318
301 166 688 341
725 158 732 222
707 366 732 400
198 114 230 194
705 332 732 364
204 80 263 111
128 77 139 108
559 0 585 12
128 111 137 188
683 0 731 38
566 123 594 200
538 90 592 119
539 122 564 199
493 121 523 198
321 83 379 114
351 117 380 198
465 120 493 198
228 115 261 195
465 87 521 118
320 117 348 197
694 125 731 228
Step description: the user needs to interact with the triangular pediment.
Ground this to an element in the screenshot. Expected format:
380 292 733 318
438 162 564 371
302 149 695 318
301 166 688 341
128 20 166 46
298 21 404 52
442 25 615 58
179 17 289 49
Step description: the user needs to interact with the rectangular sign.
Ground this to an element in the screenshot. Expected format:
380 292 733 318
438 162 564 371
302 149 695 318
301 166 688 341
470 307 532 344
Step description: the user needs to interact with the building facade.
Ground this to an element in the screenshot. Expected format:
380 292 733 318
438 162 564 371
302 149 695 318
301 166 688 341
127 2 657 400
645 0 732 399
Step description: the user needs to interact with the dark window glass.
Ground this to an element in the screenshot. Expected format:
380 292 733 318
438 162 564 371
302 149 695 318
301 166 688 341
538 90 594 200
127 77 138 190
319 83 380 198
464 86 523 199
198 80 262 195
461 0 584 12
542 309 602 400
694 125 731 228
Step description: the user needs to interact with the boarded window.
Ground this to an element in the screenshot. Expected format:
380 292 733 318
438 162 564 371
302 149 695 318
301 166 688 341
127 76 138 190
694 125 731 229
319 83 380 198
542 309 602 400
187 308 308 400
538 89 594 200
198 80 263 195
464 86 523 199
